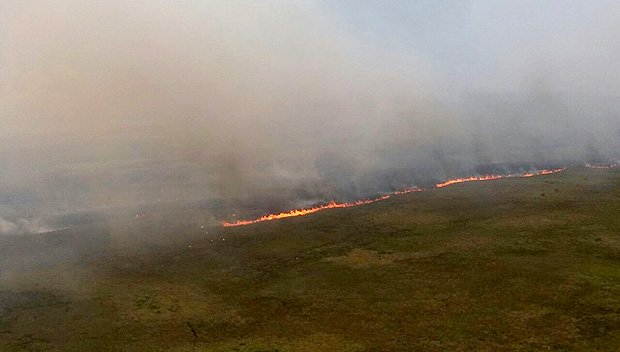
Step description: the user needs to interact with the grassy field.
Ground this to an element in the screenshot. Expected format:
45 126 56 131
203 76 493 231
1 167 620 351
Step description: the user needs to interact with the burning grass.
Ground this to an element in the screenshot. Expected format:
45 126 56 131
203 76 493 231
1 167 620 351
223 168 565 227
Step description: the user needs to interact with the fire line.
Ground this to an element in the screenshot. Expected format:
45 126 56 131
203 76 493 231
222 168 565 227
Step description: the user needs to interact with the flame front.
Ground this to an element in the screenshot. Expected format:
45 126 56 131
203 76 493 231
435 174 504 188
222 168 565 227
222 191 418 227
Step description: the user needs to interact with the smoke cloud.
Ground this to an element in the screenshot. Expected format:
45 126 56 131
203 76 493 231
0 217 51 236
1 0 619 218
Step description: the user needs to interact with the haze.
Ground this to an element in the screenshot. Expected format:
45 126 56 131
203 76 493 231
1 0 619 233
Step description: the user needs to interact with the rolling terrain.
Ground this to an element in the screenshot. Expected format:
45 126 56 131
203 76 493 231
1 167 620 351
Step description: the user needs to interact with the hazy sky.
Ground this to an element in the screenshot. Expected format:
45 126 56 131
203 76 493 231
3 1 618 130
1 1 619 220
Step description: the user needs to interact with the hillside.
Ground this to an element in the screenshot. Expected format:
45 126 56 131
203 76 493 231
1 167 620 351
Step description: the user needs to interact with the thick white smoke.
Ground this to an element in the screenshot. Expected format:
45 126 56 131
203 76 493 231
0 217 51 236
1 0 619 215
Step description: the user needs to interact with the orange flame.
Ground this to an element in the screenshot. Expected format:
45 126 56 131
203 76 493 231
222 168 565 227
222 190 419 227
435 174 504 188
435 168 565 188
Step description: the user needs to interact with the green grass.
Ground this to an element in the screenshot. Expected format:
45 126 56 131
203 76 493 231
1 167 620 351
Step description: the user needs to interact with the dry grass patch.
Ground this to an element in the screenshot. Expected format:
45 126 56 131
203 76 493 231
325 248 435 268
446 235 494 251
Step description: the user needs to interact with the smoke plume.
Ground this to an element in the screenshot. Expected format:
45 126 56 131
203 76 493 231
1 0 619 218
0 217 51 236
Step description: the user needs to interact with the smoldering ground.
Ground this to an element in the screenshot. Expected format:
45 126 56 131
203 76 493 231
1 0 620 225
